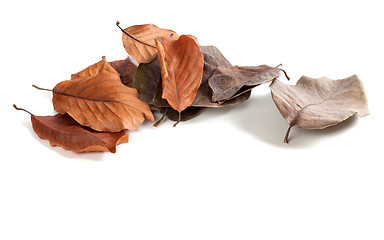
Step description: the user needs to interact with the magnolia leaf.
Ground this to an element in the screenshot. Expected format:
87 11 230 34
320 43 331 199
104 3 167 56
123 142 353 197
270 75 370 143
48 57 154 132
13 105 128 153
118 22 179 64
109 57 137 87
155 35 204 121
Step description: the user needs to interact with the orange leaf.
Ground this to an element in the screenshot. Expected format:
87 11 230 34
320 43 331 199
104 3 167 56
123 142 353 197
52 57 154 132
120 23 179 64
155 35 204 115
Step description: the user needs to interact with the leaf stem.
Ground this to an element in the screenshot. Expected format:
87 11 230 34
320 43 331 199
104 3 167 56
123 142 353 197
116 21 156 49
275 64 290 81
153 108 168 127
32 84 53 92
284 124 293 144
13 104 33 115
173 112 181 127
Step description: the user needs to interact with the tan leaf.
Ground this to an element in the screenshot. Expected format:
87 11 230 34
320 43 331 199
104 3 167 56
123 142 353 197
51 57 154 132
13 105 128 153
119 23 179 64
270 75 370 143
155 35 204 115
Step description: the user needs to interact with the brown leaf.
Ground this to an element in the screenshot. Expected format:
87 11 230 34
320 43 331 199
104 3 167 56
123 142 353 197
193 46 251 107
209 65 281 103
109 57 137 87
131 46 252 124
13 105 128 153
270 75 370 143
119 23 179 64
51 57 154 132
155 35 204 114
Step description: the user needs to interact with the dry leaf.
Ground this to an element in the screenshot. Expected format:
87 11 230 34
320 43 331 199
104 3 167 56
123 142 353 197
193 46 251 107
51 57 154 132
270 75 370 143
132 46 253 124
155 35 204 118
109 57 137 87
118 22 179 64
209 65 282 103
71 57 119 79
13 105 128 153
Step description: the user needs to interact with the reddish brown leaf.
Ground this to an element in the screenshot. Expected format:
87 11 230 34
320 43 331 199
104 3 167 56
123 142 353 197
51 57 154 132
109 57 137 87
155 35 204 115
13 105 128 153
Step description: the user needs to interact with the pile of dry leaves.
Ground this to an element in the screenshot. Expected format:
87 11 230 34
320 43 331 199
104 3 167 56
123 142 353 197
14 22 370 153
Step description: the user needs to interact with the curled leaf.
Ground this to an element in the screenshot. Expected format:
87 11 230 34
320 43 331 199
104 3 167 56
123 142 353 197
13 105 128 153
270 75 370 143
52 57 154 132
209 65 281 103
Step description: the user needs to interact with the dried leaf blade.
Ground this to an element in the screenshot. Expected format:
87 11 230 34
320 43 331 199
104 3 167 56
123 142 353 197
52 57 154 132
13 105 128 153
270 75 370 143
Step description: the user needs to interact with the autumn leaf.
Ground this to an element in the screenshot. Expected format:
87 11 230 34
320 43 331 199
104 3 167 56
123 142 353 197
36 57 154 132
71 56 119 79
270 75 370 143
13 105 128 153
109 57 137 87
209 65 282 103
193 46 252 107
132 46 256 125
155 35 204 124
117 21 179 64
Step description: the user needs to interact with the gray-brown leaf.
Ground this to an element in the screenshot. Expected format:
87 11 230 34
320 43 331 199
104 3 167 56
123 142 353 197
209 65 281 103
270 75 370 143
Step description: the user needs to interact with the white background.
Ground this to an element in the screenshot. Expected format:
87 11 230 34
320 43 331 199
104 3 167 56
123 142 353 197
1 0 383 239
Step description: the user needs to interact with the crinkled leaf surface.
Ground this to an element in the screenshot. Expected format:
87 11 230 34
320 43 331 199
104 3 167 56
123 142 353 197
270 75 370 143
53 57 154 132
